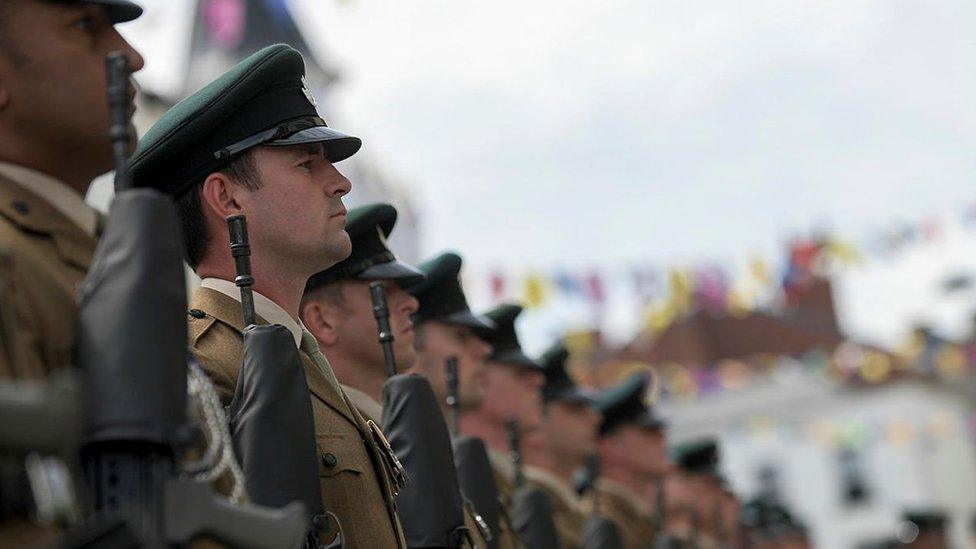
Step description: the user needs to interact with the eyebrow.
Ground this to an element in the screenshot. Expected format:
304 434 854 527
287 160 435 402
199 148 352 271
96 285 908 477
303 143 325 157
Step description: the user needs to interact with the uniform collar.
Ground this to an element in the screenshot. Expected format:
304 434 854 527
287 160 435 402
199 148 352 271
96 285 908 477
599 477 652 516
0 161 97 237
524 465 579 507
199 277 304 347
488 448 516 485
341 384 383 424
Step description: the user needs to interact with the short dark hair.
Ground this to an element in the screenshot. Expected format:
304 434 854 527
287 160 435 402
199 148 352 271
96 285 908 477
176 151 260 270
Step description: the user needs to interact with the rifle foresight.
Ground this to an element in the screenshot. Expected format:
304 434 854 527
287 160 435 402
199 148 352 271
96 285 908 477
506 417 524 488
445 356 460 437
106 51 133 192
226 214 256 327
369 281 398 377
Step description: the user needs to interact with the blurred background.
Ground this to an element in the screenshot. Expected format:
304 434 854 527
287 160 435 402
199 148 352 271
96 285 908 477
90 1 976 546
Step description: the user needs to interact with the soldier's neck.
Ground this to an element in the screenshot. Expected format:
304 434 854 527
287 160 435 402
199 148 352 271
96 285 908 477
522 443 577 483
197 259 305 325
0 147 98 196
327 351 386 404
458 415 510 454
601 464 646 496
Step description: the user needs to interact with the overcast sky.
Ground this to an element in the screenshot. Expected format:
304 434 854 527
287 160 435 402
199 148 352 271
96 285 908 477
123 0 976 351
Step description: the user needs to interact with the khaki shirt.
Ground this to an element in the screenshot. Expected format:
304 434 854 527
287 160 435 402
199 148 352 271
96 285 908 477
0 171 97 379
343 384 491 549
187 287 406 548
524 465 585 549
581 479 654 549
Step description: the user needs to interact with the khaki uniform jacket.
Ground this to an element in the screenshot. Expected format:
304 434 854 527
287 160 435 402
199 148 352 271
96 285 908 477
487 450 527 549
188 288 406 548
0 174 96 379
344 385 491 548
524 465 585 549
581 479 654 549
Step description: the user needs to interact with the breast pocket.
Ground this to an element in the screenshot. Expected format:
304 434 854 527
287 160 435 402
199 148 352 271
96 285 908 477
315 433 368 522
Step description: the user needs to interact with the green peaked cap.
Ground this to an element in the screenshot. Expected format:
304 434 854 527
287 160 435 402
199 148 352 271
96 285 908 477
407 252 493 330
131 44 361 198
595 373 665 436
305 203 425 290
479 304 540 370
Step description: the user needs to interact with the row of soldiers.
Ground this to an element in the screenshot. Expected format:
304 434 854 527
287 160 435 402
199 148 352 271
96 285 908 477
0 1 807 547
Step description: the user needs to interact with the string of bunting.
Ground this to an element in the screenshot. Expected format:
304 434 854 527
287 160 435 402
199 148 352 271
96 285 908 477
480 204 976 334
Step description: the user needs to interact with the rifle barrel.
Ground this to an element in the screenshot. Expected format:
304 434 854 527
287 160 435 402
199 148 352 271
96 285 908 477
444 356 460 437
226 215 256 327
369 281 398 377
106 51 132 192
506 417 524 488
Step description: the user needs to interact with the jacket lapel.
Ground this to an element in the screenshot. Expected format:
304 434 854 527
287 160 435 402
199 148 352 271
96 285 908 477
192 287 359 427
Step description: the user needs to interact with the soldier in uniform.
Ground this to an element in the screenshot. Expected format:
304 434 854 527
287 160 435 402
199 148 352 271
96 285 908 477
461 303 548 544
406 251 493 417
521 341 603 548
672 439 726 549
129 44 407 548
583 373 667 549
0 0 143 378
301 203 491 547
407 254 527 549
0 1 143 545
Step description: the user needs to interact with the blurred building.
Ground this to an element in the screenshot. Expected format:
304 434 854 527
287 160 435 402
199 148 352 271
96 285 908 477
576 274 976 548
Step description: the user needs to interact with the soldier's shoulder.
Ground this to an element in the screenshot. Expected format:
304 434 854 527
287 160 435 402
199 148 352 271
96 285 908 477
187 309 242 402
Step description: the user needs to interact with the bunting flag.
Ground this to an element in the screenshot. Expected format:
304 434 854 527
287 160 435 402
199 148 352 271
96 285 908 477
472 205 976 336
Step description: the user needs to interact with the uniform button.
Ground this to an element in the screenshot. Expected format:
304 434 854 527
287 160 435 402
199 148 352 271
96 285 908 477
322 453 338 467
188 309 206 319
11 200 28 215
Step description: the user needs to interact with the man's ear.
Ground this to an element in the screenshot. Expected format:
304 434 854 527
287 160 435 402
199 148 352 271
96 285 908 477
301 299 340 347
200 172 243 219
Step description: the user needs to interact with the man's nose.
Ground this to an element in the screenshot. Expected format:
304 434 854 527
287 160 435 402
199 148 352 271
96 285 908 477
328 169 352 198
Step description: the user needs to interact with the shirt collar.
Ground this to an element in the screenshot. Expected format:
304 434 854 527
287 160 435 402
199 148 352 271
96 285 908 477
341 384 383 423
0 161 97 237
199 277 304 347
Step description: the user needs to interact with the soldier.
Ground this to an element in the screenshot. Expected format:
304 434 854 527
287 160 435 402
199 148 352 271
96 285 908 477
129 44 407 547
301 202 424 419
521 341 603 548
672 439 726 548
406 251 493 417
407 253 528 549
462 303 557 546
0 0 143 377
301 203 491 547
0 1 143 544
584 373 667 549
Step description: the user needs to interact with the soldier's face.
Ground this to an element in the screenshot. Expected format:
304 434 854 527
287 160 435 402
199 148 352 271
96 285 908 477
478 362 545 432
241 144 352 274
412 321 492 410
325 279 419 370
608 424 668 478
542 400 600 463
0 1 143 182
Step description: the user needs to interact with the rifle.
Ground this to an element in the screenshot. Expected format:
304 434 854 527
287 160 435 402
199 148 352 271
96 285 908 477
505 418 524 489
371 281 470 547
572 454 625 549
445 356 460 438
225 213 340 548
369 282 398 377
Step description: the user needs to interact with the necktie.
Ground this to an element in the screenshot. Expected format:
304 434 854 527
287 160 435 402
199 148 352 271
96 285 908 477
300 330 343 394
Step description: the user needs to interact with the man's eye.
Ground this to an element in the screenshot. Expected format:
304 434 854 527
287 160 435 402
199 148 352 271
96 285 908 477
298 160 314 170
73 15 95 32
